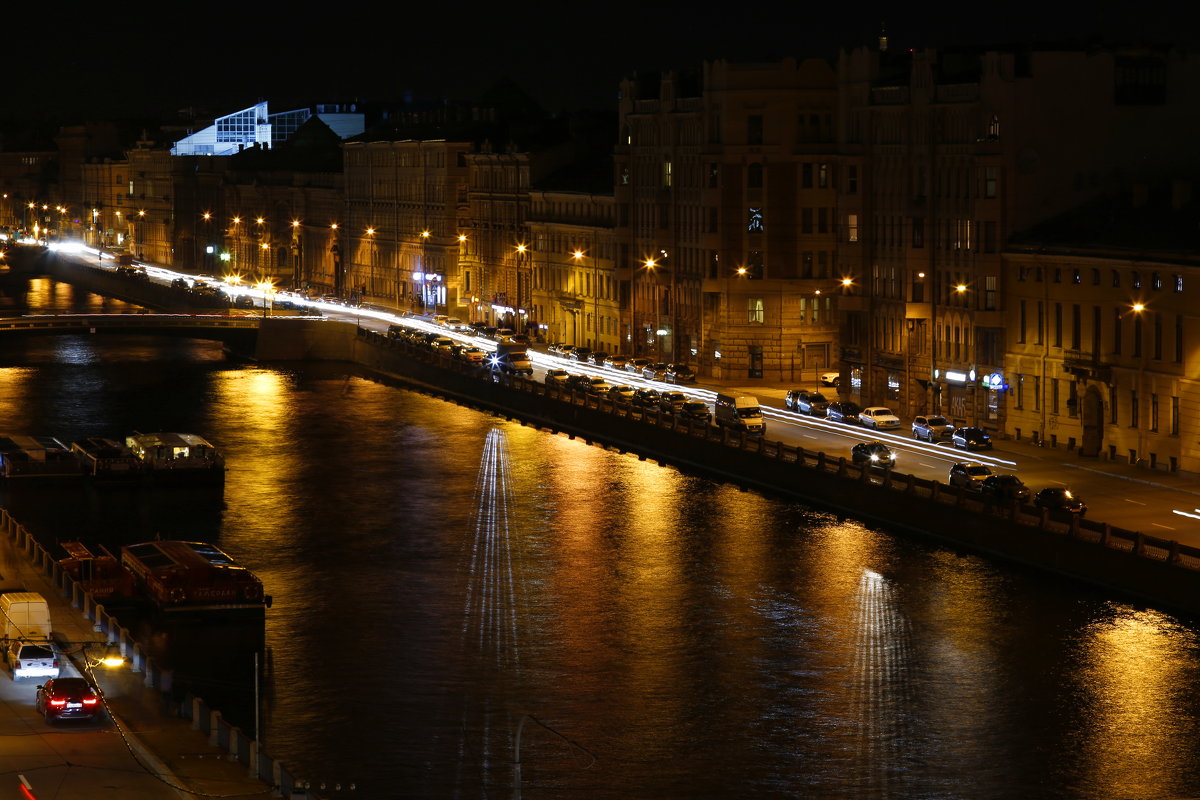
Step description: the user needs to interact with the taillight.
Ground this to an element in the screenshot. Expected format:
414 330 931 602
49 699 67 707
82 697 98 706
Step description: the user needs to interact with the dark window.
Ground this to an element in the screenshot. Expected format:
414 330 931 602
1092 269 1101 286
912 218 924 248
802 163 813 188
848 165 858 193
1112 269 1121 288
1132 271 1141 289
747 162 763 188
1072 269 1081 284
1054 303 1062 347
1152 272 1162 290
747 115 763 145
1071 304 1081 350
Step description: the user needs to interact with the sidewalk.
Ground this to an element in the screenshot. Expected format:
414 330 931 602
0 531 276 800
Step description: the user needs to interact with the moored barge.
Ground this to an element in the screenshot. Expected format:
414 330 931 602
70 437 142 482
125 432 225 484
120 540 269 612
0 434 84 479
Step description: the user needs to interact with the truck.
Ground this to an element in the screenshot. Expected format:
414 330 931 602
492 342 533 376
1 591 52 641
714 393 766 435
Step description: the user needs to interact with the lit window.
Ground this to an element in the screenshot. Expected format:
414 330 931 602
748 298 764 323
847 214 859 242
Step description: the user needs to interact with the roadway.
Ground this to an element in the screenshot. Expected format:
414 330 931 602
43 242 1200 550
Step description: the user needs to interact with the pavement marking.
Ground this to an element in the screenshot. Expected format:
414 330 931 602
919 463 938 469
803 434 818 439
1124 498 1147 505
1152 522 1176 530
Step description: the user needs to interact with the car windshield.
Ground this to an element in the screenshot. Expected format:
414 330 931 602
926 416 948 426
966 466 991 476
736 407 762 418
19 645 54 659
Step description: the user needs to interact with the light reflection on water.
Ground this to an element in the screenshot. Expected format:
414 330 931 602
1 281 1200 797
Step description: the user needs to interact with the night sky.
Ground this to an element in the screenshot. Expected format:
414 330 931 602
6 1 1186 121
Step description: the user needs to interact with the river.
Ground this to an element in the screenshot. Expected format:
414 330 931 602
2 275 1200 799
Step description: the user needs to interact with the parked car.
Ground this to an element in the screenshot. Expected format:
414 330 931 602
826 401 862 424
952 426 993 451
493 328 516 342
795 390 829 417
547 342 567 356
544 368 570 386
604 355 630 371
632 388 661 407
568 347 592 362
851 441 896 468
820 371 841 388
642 362 669 380
626 358 652 375
677 401 711 424
589 351 609 366
6 641 59 680
980 474 1031 503
912 414 954 442
665 364 696 384
860 406 902 430
1034 487 1087 517
580 377 612 395
608 384 636 403
509 333 531 346
948 462 993 489
459 346 487 364
35 677 102 723
658 391 687 414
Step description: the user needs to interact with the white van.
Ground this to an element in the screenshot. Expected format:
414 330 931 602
1 592 51 641
714 393 765 435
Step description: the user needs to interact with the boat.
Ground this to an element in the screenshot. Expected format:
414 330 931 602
56 541 137 603
120 540 269 612
0 434 84 479
124 432 225 483
69 437 142 482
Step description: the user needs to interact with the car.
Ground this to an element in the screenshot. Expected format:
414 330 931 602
509 333 531 346
544 368 570 386
589 351 609 366
459 346 487 363
1034 487 1087 517
608 384 636 403
626 358 652 374
604 355 630 371
912 414 954 442
860 406 902 430
170 277 191 290
493 328 517 342
784 389 804 412
794 390 829 416
35 677 102 723
431 314 449 327
820 371 840 388
677 401 712 424
952 426 993 450
665 364 696 384
948 462 993 489
580 377 612 395
441 317 465 329
825 401 862 424
565 373 592 392
6 641 60 680
429 336 455 352
658 391 687 413
631 387 661 407
642 362 669 380
980 474 1031 503
851 441 896 468
568 347 592 362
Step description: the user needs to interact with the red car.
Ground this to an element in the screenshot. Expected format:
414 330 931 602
35 677 103 722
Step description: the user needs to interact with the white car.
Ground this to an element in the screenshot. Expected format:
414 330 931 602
860 407 902 430
820 371 840 387
6 641 60 680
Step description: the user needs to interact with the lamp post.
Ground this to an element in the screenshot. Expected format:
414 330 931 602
632 257 656 356
421 229 432 313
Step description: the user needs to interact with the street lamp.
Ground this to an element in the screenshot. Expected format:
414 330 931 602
257 280 274 318
631 257 657 356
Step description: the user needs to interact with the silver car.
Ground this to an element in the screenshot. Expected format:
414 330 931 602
912 414 954 442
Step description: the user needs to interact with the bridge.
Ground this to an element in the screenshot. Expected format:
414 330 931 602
0 312 353 361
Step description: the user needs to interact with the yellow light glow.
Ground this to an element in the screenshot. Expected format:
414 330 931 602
645 258 657 269
1131 303 1145 313
137 210 145 217
203 212 212 221
256 217 265 225
457 234 467 242
842 277 854 286
955 283 968 293
421 230 431 238
232 216 241 224
572 249 584 260
291 220 301 228
365 227 375 235
257 281 274 292
516 243 527 254
260 242 269 250
330 223 338 230
101 654 125 668
736 266 747 275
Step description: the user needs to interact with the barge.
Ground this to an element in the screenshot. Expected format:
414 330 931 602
0 434 83 479
125 432 225 484
69 437 142 482
120 540 269 612
57 541 136 603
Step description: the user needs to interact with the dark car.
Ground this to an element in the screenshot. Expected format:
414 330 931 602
826 401 862 424
851 441 896 468
786 389 829 416
980 474 1031 503
589 351 609 366
952 426 993 450
631 388 661 407
1034 487 1087 517
658 391 687 414
642 362 669 380
35 677 102 722
170 277 190 290
544 368 570 386
677 401 711 424
568 347 592 362
665 364 696 384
